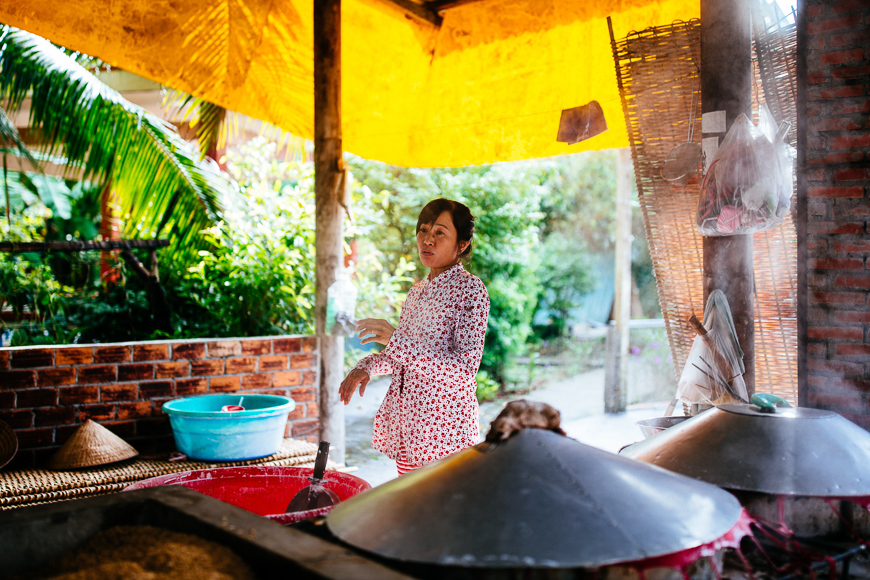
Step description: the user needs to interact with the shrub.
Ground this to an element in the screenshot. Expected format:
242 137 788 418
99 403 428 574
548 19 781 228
475 370 500 403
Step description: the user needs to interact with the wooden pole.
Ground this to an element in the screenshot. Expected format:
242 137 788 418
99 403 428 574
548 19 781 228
700 0 755 395
314 0 345 460
99 178 122 285
605 148 633 413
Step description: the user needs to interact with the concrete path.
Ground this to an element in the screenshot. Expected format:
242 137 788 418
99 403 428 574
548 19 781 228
342 369 671 487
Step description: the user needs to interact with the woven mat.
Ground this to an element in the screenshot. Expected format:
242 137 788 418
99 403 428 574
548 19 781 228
0 438 318 510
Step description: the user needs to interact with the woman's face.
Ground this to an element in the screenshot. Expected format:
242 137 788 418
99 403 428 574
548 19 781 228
417 210 468 273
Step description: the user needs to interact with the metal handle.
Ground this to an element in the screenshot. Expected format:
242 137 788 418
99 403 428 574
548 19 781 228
750 393 790 413
311 441 330 482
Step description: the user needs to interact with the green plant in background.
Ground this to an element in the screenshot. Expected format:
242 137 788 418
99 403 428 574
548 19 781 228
167 138 317 338
535 231 596 339
1 128 661 401
474 370 499 403
0 257 69 345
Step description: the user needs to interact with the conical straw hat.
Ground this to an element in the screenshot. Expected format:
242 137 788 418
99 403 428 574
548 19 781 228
0 421 17 469
46 419 138 470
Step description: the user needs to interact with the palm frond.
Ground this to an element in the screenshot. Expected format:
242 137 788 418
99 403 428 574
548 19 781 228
0 105 39 169
0 25 238 263
163 89 306 162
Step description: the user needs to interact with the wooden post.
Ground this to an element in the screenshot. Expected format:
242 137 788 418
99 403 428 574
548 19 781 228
605 147 633 413
314 0 345 461
99 178 122 284
701 0 755 394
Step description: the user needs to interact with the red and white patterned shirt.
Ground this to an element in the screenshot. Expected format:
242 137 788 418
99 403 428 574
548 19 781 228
354 262 490 466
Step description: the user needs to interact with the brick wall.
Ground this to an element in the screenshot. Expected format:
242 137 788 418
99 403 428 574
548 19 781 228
0 336 320 469
800 0 870 427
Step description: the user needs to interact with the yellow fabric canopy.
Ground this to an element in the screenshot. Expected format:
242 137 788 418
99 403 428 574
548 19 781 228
2 0 697 167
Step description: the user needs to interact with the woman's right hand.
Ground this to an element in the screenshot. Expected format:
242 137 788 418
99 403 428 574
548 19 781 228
355 318 396 346
340 368 371 405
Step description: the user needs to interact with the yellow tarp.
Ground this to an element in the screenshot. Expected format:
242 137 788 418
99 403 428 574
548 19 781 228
2 0 697 167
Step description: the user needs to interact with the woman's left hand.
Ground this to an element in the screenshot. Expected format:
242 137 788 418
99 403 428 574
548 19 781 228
340 368 371 405
356 318 396 345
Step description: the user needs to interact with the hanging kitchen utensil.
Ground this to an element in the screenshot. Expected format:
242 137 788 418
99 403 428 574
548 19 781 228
326 402 747 570
660 70 702 185
285 441 339 514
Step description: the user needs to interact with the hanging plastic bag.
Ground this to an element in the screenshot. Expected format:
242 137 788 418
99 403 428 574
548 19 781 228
756 103 794 220
326 269 358 336
675 290 749 407
696 109 791 236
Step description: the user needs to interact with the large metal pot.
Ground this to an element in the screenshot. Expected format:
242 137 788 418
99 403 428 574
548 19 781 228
621 404 870 537
327 427 748 578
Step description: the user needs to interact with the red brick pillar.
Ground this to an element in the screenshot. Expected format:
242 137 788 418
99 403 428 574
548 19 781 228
799 0 870 427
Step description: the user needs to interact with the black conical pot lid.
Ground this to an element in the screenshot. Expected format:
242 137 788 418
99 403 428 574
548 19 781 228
326 428 742 568
621 404 870 497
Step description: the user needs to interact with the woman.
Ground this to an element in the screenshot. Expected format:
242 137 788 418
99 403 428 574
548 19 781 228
339 198 490 475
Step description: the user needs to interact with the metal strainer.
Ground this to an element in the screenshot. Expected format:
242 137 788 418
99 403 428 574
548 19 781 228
661 73 701 185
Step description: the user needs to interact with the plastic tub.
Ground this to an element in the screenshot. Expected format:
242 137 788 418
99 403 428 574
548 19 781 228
124 466 372 524
162 394 294 461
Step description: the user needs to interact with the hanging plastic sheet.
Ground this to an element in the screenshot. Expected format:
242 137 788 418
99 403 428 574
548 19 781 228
676 289 748 407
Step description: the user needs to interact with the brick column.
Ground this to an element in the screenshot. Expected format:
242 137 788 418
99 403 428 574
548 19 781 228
799 0 870 427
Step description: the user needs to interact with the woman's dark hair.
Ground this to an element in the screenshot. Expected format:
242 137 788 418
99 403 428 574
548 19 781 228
416 198 475 258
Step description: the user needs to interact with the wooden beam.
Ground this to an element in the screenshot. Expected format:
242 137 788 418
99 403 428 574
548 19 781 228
0 240 169 253
380 0 442 26
315 0 346 462
427 0 487 12
701 0 755 394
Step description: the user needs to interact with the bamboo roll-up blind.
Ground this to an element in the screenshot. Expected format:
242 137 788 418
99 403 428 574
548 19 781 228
610 18 798 404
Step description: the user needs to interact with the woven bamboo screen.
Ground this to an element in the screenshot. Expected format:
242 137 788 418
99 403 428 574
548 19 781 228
610 19 798 403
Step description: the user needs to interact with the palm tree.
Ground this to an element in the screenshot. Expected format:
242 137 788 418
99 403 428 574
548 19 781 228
0 25 237 264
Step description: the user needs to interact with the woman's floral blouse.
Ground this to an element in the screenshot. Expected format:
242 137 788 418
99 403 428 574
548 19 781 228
354 262 490 465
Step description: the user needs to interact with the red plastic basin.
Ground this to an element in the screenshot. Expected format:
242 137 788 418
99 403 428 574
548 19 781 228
124 465 371 524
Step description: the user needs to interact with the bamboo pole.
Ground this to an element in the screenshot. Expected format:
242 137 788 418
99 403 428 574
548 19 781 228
314 0 345 461
701 0 755 394
605 148 633 413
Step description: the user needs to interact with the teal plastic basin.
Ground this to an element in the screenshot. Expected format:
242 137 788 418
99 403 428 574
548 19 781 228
162 394 295 461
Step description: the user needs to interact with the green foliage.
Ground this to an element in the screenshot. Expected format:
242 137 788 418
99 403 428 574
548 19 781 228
535 231 596 338
475 370 499 403
0 171 75 220
166 138 317 337
532 151 618 337
0 204 154 345
2 133 661 402
0 105 39 169
631 212 661 318
0 256 69 345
